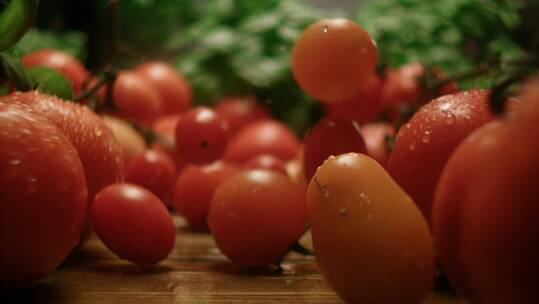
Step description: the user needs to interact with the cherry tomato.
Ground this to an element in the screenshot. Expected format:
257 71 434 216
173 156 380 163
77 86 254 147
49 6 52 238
292 18 377 102
1 102 87 287
174 161 237 230
303 116 366 181
135 61 192 114
432 78 539 304
175 107 230 164
208 170 309 267
125 149 176 205
22 48 89 93
153 114 180 142
360 122 395 168
308 153 434 303
224 119 301 163
91 183 176 265
214 96 271 133
102 115 146 165
387 89 494 223
113 71 163 124
325 73 383 123
243 154 287 174
4 91 124 203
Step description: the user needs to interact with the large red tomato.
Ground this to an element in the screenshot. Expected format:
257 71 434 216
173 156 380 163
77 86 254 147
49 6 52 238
134 61 192 114
3 92 124 203
22 48 89 93
1 102 87 287
432 79 539 304
224 119 301 163
387 90 494 223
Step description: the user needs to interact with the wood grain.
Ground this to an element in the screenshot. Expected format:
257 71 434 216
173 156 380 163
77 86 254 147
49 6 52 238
5 216 463 303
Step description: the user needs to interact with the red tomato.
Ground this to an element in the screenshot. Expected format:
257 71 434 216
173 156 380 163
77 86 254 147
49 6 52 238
22 48 89 93
151 142 186 173
432 78 539 304
208 170 309 267
224 119 301 163
325 73 383 123
152 114 180 142
243 154 287 174
175 107 230 164
1 102 87 287
360 122 395 168
292 19 377 102
134 61 192 114
214 96 271 133
113 71 163 123
125 149 176 205
303 116 366 181
102 115 146 165
3 92 124 203
387 90 493 223
174 161 237 230
91 183 176 265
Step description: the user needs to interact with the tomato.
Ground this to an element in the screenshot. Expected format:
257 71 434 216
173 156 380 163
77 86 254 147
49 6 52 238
214 96 271 133
325 73 383 123
113 71 163 124
292 18 377 102
303 116 366 181
3 91 124 203
125 149 176 206
102 115 146 165
91 183 176 265
175 107 229 164
134 61 192 114
360 122 395 168
208 170 309 267
22 48 89 93
224 119 301 163
1 102 87 287
432 78 539 304
152 114 180 142
243 154 287 174
173 161 237 230
387 90 494 223
307 153 434 303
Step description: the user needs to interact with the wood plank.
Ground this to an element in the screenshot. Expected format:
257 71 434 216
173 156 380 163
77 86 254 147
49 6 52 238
5 216 463 303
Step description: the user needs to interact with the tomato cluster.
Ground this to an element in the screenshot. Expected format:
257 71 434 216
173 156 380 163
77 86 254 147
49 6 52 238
2 16 538 304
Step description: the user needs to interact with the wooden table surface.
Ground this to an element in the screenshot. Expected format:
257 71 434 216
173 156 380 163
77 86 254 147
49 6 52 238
6 217 464 303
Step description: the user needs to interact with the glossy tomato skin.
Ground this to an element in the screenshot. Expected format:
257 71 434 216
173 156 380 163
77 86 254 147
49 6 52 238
208 170 309 267
135 61 192 114
214 96 270 134
3 92 124 203
292 19 377 102
1 102 87 287
91 183 176 265
360 122 395 168
102 115 146 165
224 119 301 163
307 153 434 304
174 161 237 230
125 150 176 205
432 80 539 304
243 154 287 174
387 90 494 223
22 48 89 93
113 71 163 124
325 73 383 123
303 116 366 181
175 107 230 164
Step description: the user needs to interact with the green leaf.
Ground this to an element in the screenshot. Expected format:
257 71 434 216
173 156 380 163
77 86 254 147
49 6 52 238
0 52 32 91
26 66 74 100
8 28 87 61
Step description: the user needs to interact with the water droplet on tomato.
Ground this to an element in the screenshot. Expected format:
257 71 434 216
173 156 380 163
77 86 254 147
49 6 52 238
444 113 455 125
339 208 348 217
322 25 328 33
408 141 416 151
421 131 431 143
9 159 21 166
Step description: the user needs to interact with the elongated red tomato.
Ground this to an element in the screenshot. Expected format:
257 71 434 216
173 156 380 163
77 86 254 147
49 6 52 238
208 170 309 267
432 78 539 304
1 102 87 287
387 90 493 223
91 183 176 265
292 19 377 102
303 116 366 181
